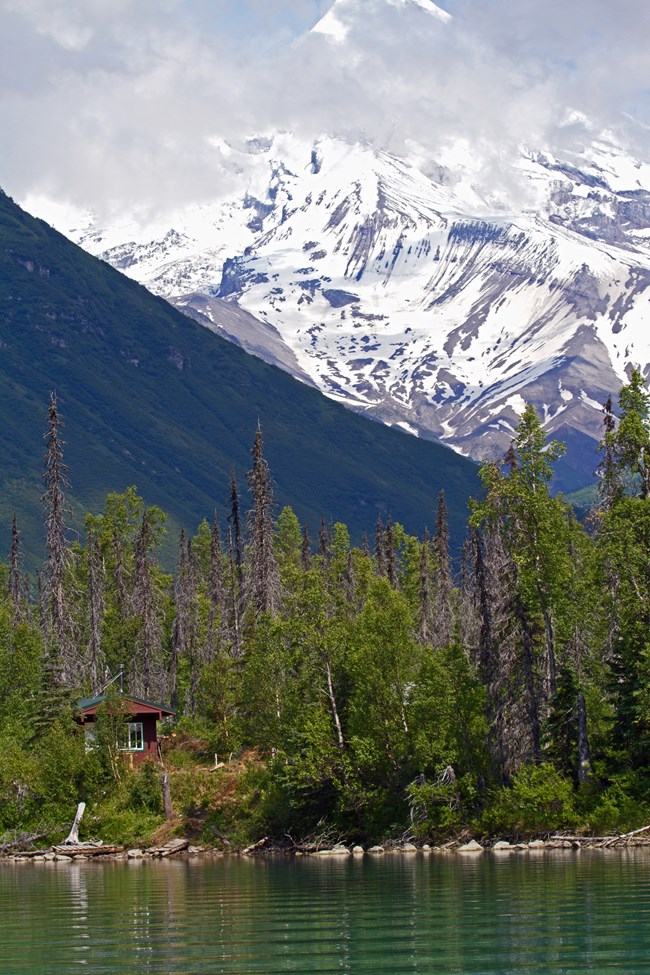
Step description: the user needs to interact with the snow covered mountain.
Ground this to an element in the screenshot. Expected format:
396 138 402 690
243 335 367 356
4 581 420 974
43 0 650 490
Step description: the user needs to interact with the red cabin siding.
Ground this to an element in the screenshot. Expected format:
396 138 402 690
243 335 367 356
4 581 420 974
75 694 175 766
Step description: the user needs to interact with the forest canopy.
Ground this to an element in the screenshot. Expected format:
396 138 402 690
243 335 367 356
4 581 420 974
2 372 650 847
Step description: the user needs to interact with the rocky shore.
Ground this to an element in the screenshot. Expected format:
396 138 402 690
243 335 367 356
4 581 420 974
3 833 650 864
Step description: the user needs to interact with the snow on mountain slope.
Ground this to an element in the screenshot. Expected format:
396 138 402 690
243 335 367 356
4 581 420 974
56 129 650 489
33 0 650 490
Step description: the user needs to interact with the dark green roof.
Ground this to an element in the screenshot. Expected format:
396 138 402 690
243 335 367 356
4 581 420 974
76 693 176 716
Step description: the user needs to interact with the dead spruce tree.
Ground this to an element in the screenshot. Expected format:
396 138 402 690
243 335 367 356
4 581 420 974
173 530 200 713
384 516 398 589
245 424 281 616
206 512 228 659
301 525 311 571
227 466 243 585
8 514 29 623
41 392 74 683
433 490 454 649
85 521 105 690
132 508 165 699
418 529 434 646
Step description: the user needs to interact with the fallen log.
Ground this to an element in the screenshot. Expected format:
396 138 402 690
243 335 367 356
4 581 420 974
53 845 124 857
147 838 190 858
602 823 650 848
0 832 47 854
550 835 618 843
242 836 269 855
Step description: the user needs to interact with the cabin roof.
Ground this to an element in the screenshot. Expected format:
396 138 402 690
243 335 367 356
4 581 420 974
76 693 176 718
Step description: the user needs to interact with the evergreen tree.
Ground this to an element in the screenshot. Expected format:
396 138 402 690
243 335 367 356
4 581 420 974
418 531 433 646
131 508 167 699
374 517 385 577
227 467 243 585
470 407 578 774
597 395 624 510
207 513 227 659
85 520 105 691
246 425 281 616
433 490 453 649
41 392 74 684
8 514 27 623
301 525 311 572
385 516 398 589
595 371 650 766
318 515 328 559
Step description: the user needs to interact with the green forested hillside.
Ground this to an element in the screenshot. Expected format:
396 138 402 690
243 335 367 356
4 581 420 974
2 376 650 849
0 190 479 565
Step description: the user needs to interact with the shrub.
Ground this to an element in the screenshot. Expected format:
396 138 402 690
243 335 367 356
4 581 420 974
581 774 650 835
480 763 577 837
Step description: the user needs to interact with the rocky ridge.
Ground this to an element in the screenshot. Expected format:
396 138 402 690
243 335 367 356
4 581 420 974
35 1 650 491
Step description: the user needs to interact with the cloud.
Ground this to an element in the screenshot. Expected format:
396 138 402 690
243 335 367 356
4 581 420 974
1 0 648 220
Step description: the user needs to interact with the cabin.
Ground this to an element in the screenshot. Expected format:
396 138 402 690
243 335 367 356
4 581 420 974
76 693 176 766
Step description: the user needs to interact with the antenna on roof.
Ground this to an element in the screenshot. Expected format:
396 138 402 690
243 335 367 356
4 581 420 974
97 664 125 696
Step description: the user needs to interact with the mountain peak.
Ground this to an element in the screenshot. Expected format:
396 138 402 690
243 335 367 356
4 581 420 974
312 0 450 43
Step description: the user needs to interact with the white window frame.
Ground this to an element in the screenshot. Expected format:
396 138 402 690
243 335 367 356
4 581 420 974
122 721 145 752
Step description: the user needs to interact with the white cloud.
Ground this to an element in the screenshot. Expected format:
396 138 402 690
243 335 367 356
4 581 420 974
1 0 649 218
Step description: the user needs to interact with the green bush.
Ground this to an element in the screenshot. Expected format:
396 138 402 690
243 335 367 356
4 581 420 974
581 774 650 835
126 759 163 814
480 763 577 837
407 775 479 839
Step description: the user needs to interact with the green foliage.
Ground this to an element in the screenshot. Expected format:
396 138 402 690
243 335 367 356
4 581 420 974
407 774 480 838
0 715 105 836
4 355 650 848
580 773 650 835
480 764 578 837
127 759 164 814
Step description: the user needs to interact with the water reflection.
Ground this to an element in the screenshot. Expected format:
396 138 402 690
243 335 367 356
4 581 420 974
2 852 650 973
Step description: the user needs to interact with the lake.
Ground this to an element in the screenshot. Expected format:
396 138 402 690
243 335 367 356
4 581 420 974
2 851 650 974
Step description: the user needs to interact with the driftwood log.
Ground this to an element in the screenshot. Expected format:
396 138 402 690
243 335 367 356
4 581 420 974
0 832 47 853
551 826 650 847
62 803 86 845
52 845 124 857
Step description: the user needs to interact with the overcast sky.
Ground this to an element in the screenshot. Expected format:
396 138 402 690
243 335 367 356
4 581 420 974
2 0 649 220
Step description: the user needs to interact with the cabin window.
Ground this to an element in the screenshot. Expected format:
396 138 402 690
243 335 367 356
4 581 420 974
123 722 145 751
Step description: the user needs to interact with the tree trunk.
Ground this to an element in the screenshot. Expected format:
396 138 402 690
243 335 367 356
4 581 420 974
515 596 542 760
577 691 591 785
543 607 557 698
324 656 345 752
161 773 173 820
62 802 86 845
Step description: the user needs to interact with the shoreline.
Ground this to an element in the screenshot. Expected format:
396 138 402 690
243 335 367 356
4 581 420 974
3 834 650 864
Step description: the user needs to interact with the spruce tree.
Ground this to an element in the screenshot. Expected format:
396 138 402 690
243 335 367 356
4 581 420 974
85 520 105 690
8 514 27 623
301 525 311 571
385 516 398 589
132 508 165 699
433 490 453 649
374 517 385 576
41 392 73 683
597 395 624 510
207 512 227 659
418 530 433 645
319 515 328 559
227 467 243 585
246 425 281 616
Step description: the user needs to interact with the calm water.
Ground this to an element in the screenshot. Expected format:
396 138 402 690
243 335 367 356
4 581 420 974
2 852 650 974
